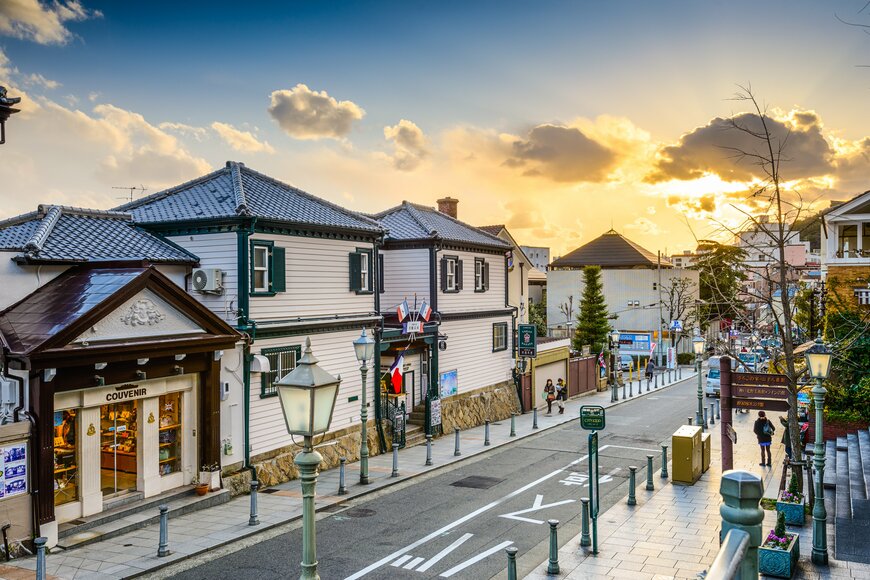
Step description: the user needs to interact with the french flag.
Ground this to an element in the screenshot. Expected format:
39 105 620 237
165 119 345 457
389 348 407 394
418 300 432 322
397 299 410 322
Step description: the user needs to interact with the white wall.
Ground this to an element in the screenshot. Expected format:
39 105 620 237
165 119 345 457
219 345 246 468
438 316 513 396
167 232 238 324
0 253 67 309
248 328 373 456
381 248 430 313
437 250 506 314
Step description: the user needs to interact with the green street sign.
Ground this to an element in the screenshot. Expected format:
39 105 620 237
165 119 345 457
589 431 599 517
580 405 606 431
518 324 537 358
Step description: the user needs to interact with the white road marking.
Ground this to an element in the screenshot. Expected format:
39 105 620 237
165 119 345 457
415 533 474 573
499 494 576 524
438 541 514 578
391 555 412 567
404 556 425 570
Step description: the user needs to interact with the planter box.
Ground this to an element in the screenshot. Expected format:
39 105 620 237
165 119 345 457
776 493 806 526
759 533 800 578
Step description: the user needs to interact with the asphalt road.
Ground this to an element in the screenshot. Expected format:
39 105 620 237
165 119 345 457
164 378 701 580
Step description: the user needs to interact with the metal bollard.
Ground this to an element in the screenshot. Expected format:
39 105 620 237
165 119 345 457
547 519 560 575
157 504 169 557
533 407 539 429
249 480 260 525
484 420 491 446
627 466 637 505
647 376 651 392
709 404 716 426
654 372 658 389
510 413 517 437
716 401 721 420
622 380 626 399
506 546 519 580
661 444 669 478
338 457 347 495
646 455 655 491
34 537 46 580
629 378 633 397
704 407 709 427
688 417 693 426
391 443 399 477
579 497 591 547
425 435 433 466
454 427 461 456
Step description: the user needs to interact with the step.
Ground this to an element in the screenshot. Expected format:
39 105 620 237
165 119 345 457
837 436 848 452
848 434 866 501
824 440 837 490
836 446 852 519
56 487 230 550
858 429 870 499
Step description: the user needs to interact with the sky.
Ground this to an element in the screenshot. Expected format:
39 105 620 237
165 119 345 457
2 0 870 257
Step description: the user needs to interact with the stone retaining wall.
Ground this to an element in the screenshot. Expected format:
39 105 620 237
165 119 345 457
439 380 521 434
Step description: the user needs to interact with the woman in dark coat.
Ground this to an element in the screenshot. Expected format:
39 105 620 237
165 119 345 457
753 411 775 467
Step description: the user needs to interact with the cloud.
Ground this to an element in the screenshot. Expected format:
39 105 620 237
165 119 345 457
211 121 275 153
624 216 663 236
158 121 208 141
21 72 59 89
0 0 101 45
505 123 617 182
383 119 428 170
267 83 364 140
647 109 834 183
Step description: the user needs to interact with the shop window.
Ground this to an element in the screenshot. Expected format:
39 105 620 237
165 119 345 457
493 322 508 352
261 345 302 397
54 409 77 506
159 393 182 477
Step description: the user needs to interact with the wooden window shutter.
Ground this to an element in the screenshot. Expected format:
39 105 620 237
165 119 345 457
378 253 385 293
483 261 490 291
271 246 286 292
440 258 448 292
456 259 464 290
349 252 362 292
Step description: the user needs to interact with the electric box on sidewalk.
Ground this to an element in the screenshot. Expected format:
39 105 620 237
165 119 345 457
701 432 711 473
671 425 702 485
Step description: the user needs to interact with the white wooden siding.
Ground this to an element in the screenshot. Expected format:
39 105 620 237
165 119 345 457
166 232 239 324
248 234 377 321
249 328 374 456
437 316 513 396
437 250 507 314
381 248 430 313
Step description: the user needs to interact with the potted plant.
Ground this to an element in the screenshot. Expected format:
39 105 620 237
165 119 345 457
775 473 805 525
759 511 800 578
191 474 208 496
200 463 221 491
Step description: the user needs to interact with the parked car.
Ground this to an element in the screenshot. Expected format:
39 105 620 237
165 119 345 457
705 355 735 397
620 354 634 371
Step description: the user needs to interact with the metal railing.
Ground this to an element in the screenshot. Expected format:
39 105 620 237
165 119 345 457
699 529 750 580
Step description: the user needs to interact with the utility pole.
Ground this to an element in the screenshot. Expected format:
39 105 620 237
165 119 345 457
658 251 664 367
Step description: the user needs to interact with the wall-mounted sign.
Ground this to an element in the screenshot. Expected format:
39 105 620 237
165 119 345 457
618 333 651 354
0 442 27 499
518 324 536 358
439 370 458 398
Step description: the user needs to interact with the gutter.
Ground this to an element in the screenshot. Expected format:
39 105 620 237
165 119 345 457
237 218 256 480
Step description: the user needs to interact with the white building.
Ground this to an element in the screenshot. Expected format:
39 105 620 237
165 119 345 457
479 224 532 323
521 245 550 272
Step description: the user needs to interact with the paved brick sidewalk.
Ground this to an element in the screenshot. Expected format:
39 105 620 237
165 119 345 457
527 406 870 579
0 369 694 580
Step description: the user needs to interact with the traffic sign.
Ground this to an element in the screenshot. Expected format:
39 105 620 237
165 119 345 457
518 324 537 358
580 405 606 431
732 373 789 387
734 398 791 412
725 423 737 444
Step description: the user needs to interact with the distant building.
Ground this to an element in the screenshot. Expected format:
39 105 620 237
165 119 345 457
478 224 532 323
521 245 550 271
669 250 699 269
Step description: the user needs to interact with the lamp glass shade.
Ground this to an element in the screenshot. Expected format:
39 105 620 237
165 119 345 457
353 328 376 362
692 336 706 355
313 382 341 433
277 383 314 435
274 337 341 437
610 329 620 344
804 340 833 380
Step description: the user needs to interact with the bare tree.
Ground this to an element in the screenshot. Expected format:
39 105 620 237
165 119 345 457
660 276 698 349
558 295 575 338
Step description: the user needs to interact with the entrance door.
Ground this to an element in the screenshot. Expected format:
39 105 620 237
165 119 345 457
404 371 417 409
100 401 138 497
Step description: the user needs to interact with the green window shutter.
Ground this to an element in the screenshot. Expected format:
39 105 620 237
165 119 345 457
349 252 362 291
484 261 490 291
378 253 385 293
271 246 286 292
440 258 448 292
456 259 464 291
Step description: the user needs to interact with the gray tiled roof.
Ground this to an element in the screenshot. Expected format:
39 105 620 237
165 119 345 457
373 202 510 249
550 229 671 269
0 206 198 264
117 162 383 234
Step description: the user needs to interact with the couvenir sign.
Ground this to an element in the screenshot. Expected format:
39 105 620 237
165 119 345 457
55 375 196 409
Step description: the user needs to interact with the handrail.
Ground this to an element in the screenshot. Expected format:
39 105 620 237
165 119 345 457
700 529 750 580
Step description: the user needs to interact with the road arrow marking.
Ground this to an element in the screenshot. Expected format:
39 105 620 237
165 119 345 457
498 494 576 524
415 533 474 573
439 540 514 578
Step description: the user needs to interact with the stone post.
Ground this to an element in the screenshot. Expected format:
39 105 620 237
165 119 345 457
661 444 669 478
719 470 764 580
627 466 637 505
646 455 655 490
547 519 560 574
579 497 591 547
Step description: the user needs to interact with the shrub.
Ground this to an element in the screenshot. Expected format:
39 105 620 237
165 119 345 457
774 510 786 538
677 352 695 365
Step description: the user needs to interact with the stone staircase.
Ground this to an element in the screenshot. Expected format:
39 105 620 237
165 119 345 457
831 428 870 563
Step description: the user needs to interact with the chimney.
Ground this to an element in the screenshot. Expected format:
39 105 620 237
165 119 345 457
437 197 458 219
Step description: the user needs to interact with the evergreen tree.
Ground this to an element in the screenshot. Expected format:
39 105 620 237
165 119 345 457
528 294 548 338
573 265 611 352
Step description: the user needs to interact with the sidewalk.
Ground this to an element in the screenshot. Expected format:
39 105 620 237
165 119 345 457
527 405 870 579
0 369 695 580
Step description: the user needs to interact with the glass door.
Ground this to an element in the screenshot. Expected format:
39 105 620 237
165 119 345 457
100 401 138 497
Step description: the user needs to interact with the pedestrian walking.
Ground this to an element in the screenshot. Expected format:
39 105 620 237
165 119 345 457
645 359 654 382
779 415 791 459
753 411 775 467
543 379 556 415
556 378 567 414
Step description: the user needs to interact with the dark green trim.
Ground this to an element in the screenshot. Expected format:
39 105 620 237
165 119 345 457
382 239 507 255
138 218 245 236
250 239 277 296
492 322 509 352
254 317 381 340
254 221 381 243
439 308 514 322
237 220 254 476
429 246 438 312
259 344 302 398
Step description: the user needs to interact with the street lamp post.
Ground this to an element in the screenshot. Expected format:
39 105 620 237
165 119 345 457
805 337 832 565
693 335 706 430
610 329 620 402
275 338 341 580
353 329 375 484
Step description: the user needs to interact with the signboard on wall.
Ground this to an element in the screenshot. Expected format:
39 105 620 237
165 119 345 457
0 442 27 499
518 324 537 358
439 370 458 398
618 333 652 354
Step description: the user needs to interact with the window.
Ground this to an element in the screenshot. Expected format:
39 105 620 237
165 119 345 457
261 345 302 397
493 322 508 352
54 409 77 506
441 256 462 293
474 258 489 292
349 249 373 294
250 240 286 295
158 393 182 476
839 224 859 258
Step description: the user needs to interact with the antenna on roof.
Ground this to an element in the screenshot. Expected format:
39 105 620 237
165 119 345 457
113 185 147 203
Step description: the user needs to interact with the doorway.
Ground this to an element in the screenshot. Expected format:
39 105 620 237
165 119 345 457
100 401 138 497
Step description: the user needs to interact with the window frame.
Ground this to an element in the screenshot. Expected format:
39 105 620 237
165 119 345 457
252 242 271 294
474 258 484 292
349 248 374 295
260 345 302 398
492 322 508 352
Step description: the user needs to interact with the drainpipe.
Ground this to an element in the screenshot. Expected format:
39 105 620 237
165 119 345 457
3 349 39 539
237 218 256 480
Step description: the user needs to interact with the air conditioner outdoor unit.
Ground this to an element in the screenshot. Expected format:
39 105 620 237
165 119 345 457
192 268 223 293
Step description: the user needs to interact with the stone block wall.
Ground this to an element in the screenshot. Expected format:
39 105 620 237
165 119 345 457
439 380 521 434
826 265 870 311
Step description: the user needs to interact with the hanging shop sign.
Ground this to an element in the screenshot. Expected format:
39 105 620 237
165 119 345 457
518 324 537 358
